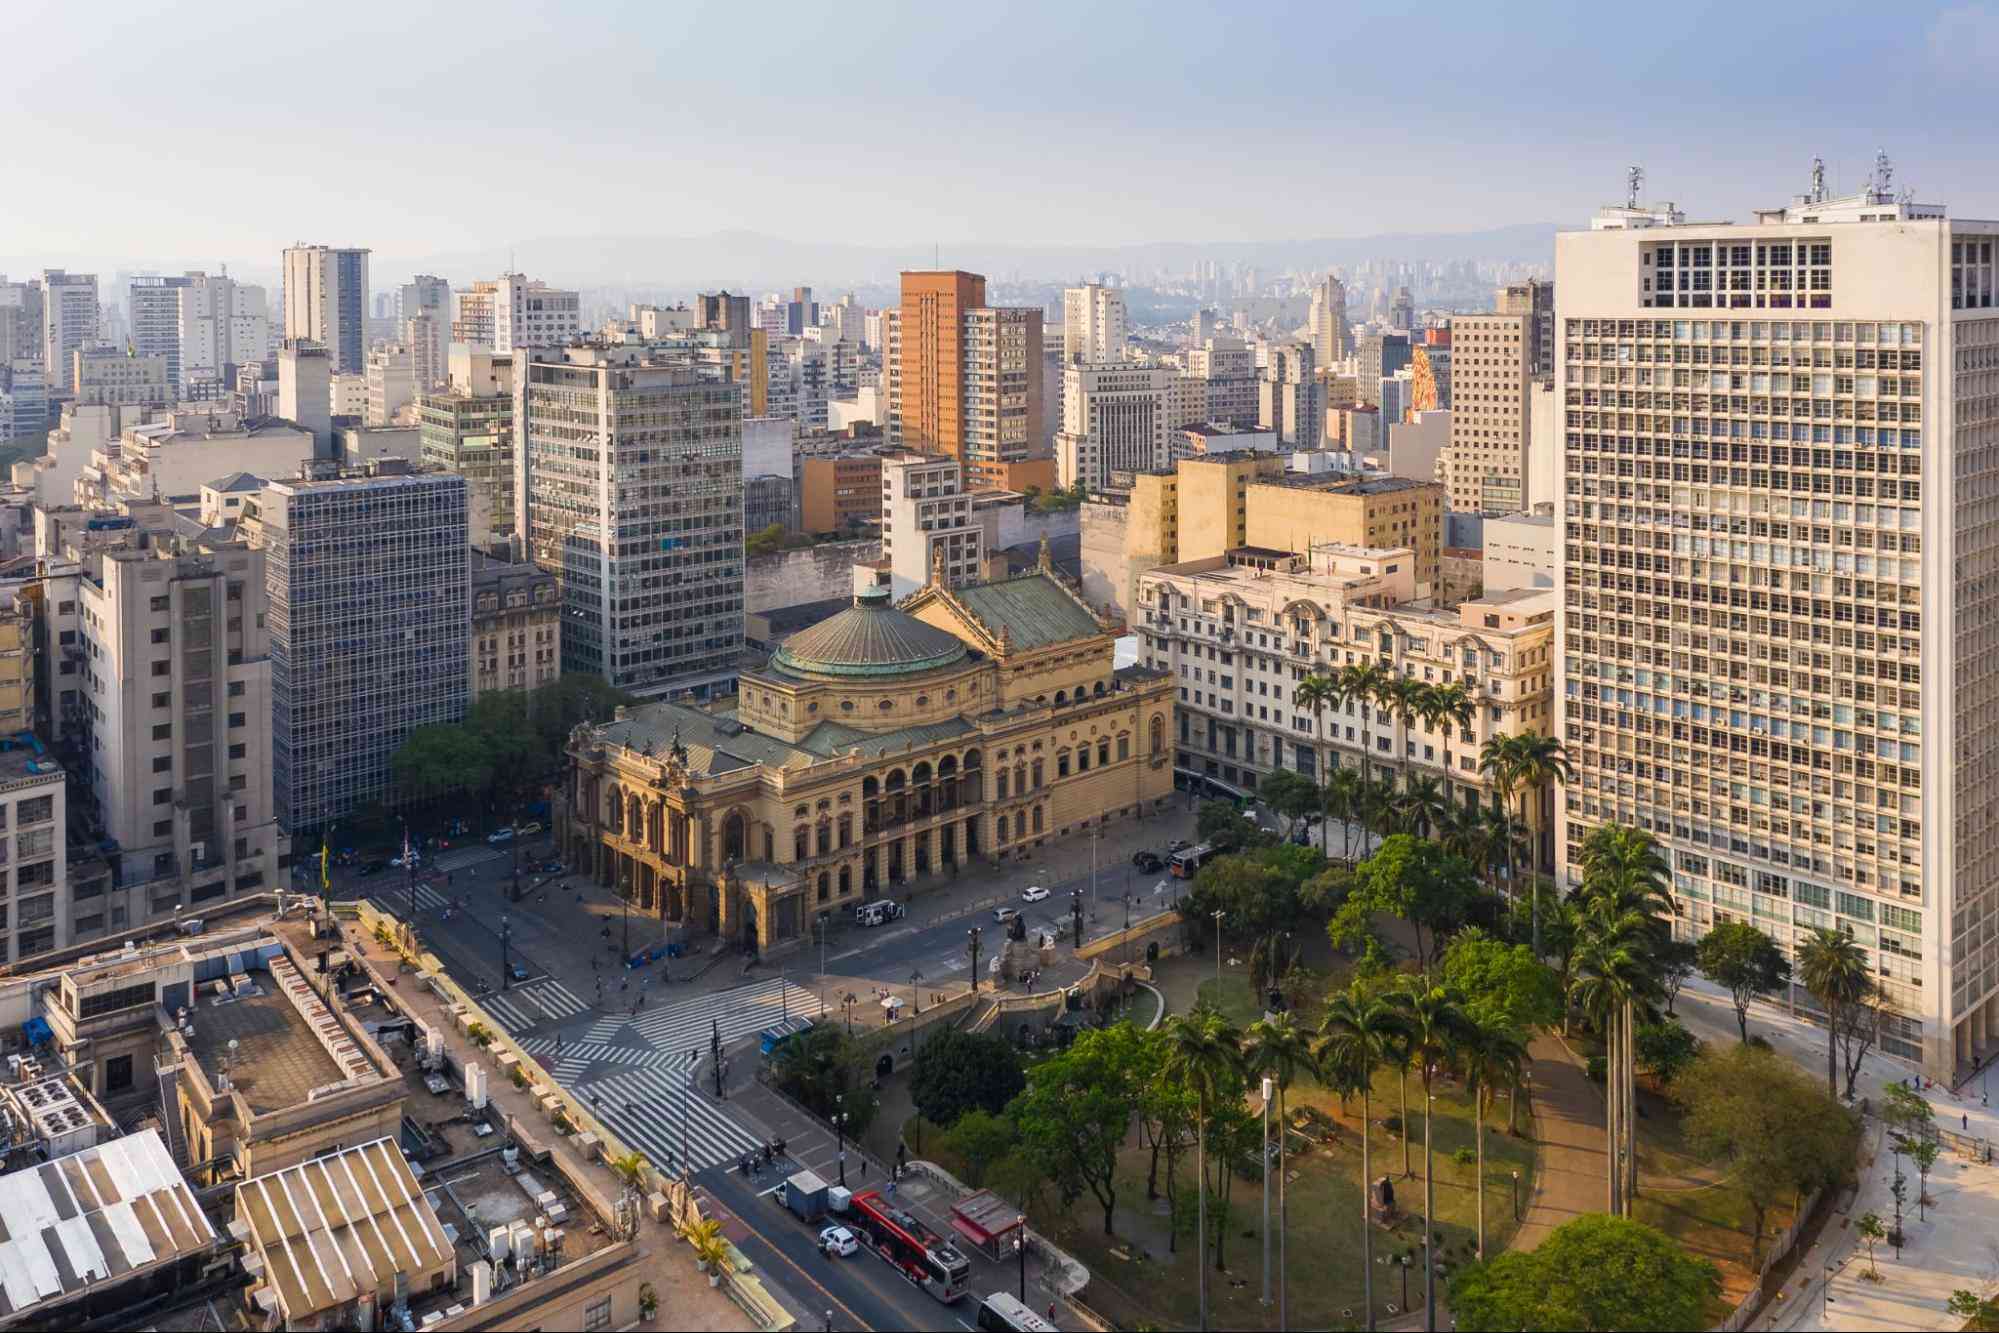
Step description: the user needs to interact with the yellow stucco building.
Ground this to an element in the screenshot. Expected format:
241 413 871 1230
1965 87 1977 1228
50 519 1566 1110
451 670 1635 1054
559 569 1176 955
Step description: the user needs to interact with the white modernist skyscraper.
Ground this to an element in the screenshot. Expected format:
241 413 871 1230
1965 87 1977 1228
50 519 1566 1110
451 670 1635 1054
127 275 196 392
41 271 99 393
281 245 370 374
1554 169 1999 1078
1309 274 1349 366
178 273 271 388
1062 283 1128 366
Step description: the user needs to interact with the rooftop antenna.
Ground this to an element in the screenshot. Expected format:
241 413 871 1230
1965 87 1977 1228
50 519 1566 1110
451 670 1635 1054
1625 165 1644 210
1874 148 1893 196
1810 156 1827 203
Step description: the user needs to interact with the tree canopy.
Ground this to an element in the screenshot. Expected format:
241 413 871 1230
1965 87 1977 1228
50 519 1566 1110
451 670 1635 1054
1440 927 1563 1034
1011 1022 1150 1235
1181 842 1326 941
389 674 633 808
1695 921 1792 1041
1450 1213 1720 1332
1329 834 1484 967
909 1028 1025 1129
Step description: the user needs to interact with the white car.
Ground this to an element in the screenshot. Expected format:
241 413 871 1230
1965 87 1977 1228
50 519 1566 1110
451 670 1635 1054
1021 885 1050 904
819 1225 858 1257
993 906 1020 924
486 827 516 845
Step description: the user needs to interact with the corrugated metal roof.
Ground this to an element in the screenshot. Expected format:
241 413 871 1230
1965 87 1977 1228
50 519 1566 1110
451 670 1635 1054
0 1129 213 1320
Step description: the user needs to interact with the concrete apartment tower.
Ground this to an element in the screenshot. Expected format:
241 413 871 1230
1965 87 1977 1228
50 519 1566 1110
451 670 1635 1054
515 345 744 699
127 275 196 392
1554 168 1999 1078
398 275 451 387
41 271 99 393
1309 275 1350 365
890 271 1044 490
1062 283 1128 366
277 340 332 455
253 466 469 833
178 273 271 391
1439 310 1533 513
880 453 984 597
281 245 370 374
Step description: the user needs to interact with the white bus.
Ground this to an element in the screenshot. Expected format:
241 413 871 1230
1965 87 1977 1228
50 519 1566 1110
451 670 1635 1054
974 1291 1057 1332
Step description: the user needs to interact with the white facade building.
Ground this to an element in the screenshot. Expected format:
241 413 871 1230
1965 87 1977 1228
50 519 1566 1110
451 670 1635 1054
881 453 983 598
41 271 98 393
178 274 270 389
1055 362 1177 489
281 246 369 374
1555 177 1999 1075
126 276 196 392
1062 284 1128 366
397 276 451 386
492 275 579 354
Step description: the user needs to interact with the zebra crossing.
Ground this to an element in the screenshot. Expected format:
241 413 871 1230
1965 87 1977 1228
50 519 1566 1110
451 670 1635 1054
517 978 828 1172
365 882 449 917
478 980 588 1034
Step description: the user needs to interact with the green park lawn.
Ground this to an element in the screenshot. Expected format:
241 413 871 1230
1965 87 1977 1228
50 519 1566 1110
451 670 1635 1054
922 1059 1537 1331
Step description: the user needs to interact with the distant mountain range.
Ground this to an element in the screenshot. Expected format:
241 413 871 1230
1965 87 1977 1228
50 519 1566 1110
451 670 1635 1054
5 221 1560 300
376 222 1564 290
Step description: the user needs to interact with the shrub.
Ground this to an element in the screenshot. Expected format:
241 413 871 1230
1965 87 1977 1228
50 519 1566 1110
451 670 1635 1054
1452 1146 1477 1167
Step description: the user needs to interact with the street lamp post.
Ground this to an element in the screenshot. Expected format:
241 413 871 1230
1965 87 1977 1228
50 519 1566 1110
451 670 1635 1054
500 915 512 990
967 926 982 993
1212 909 1225 990
1261 1075 1273 1309
1396 1253 1411 1313
682 1051 693 1172
910 968 922 1017
1510 1170 1520 1221
835 1095 848 1187
1014 1220 1027 1302
843 993 857 1035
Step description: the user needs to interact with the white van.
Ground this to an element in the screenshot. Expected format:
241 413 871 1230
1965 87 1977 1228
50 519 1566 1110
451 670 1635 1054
853 900 904 928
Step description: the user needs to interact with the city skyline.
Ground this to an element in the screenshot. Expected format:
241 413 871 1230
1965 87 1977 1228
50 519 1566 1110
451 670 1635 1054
8 0 1999 271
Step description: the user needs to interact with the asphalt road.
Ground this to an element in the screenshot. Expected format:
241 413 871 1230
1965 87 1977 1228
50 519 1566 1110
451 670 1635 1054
698 1164 975 1333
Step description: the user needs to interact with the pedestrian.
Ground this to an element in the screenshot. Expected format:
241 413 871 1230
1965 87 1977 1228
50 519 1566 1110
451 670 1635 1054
1965 1113 1971 1131
859 1157 866 1181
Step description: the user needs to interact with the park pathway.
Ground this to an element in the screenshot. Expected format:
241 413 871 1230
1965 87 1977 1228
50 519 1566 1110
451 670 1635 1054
1511 1034 1608 1251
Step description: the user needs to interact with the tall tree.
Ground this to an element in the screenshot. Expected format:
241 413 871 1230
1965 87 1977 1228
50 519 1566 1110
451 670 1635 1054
1339 661 1394 781
1242 1013 1316 1330
1399 980 1470 1331
1457 1015 1528 1259
1160 1008 1243 1328
1480 733 1575 950
1012 1023 1149 1238
1396 774 1452 842
1345 834 1483 969
908 1028 1025 1128
1696 921 1792 1042
1796 927 1873 1097
1315 986 1407 1332
1376 675 1429 791
1294 670 1341 849
1322 766 1365 864
1449 1214 1720 1333
1256 767 1322 844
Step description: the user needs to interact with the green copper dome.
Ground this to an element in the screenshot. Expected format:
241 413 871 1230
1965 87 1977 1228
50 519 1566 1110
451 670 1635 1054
772 586 969 679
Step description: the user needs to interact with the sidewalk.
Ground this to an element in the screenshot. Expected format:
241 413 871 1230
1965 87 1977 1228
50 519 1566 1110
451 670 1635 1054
1512 1033 1611 1251
1667 977 1999 1331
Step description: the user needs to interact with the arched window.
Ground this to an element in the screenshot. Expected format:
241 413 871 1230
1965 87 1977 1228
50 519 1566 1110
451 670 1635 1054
816 821 832 856
1093 681 1106 697
1150 713 1165 756
1117 735 1130 761
723 811 746 862
838 866 851 897
1055 689 1068 705
1032 806 1044 833
1057 751 1071 779
1013 811 1026 840
838 815 852 848
1098 740 1111 766
996 771 1009 800
794 827 809 861
817 873 830 903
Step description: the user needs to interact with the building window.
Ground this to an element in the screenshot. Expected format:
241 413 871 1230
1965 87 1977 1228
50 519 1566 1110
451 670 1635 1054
104 1054 135 1095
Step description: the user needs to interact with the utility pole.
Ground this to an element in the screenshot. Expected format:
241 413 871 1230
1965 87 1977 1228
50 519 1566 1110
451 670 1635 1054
404 819 416 923
1212 909 1226 989
1261 1075 1273 1310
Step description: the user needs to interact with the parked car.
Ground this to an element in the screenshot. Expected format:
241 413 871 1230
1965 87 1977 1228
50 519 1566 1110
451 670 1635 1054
508 963 530 982
516 821 544 836
1166 838 1192 853
541 860 564 874
1021 885 1050 904
487 827 516 845
818 1225 858 1257
1131 851 1164 873
993 906 1020 924
390 852 422 868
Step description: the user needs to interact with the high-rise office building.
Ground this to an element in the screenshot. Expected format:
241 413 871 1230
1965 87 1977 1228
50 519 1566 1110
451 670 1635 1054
880 453 983 597
494 274 579 353
697 291 753 334
0 277 43 367
1062 283 1128 366
515 344 743 698
889 270 1045 489
1498 277 1556 379
1555 175 1997 1076
71 346 170 410
1439 311 1532 513
127 275 196 392
398 275 451 386
178 273 270 389
1309 275 1350 365
41 271 98 393
1357 332 1412 407
277 340 332 453
1390 287 1416 332
1258 343 1321 448
420 347 516 547
281 245 370 374
253 465 469 833
1056 363 1176 489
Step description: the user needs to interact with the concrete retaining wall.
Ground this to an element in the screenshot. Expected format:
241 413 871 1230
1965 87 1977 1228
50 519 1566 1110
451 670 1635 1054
745 539 880 612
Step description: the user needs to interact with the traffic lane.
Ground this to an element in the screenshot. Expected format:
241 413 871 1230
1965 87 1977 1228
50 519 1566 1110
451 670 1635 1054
698 1166 969 1333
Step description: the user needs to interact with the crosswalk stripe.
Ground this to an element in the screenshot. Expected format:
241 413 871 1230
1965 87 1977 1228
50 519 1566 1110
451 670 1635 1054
481 995 534 1032
578 1067 761 1172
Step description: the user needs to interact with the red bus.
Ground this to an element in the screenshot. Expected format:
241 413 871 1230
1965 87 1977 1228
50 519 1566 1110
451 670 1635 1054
1168 843 1218 878
848 1189 970 1303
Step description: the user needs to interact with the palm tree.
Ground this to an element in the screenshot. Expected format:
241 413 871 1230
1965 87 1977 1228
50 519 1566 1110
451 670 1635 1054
1796 927 1872 1098
1316 986 1407 1332
1323 766 1364 865
1339 661 1393 780
1428 680 1477 774
1377 675 1429 791
1399 982 1470 1332
1355 776 1399 852
1397 774 1452 841
1243 1013 1316 1332
1295 671 1341 851
608 1150 649 1192
1161 1007 1243 1330
1477 735 1523 919
1481 733 1576 952
1457 1017 1528 1259
1436 799 1487 882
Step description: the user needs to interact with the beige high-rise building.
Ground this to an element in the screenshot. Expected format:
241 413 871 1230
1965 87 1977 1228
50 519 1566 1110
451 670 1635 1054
888 271 1044 489
41 271 98 393
1556 175 1999 1077
1498 277 1556 378
1439 312 1533 513
71 347 169 410
280 245 369 374
1062 283 1128 366
1309 274 1350 365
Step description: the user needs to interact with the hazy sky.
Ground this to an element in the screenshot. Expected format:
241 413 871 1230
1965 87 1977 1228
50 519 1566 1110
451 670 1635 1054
9 0 1999 269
